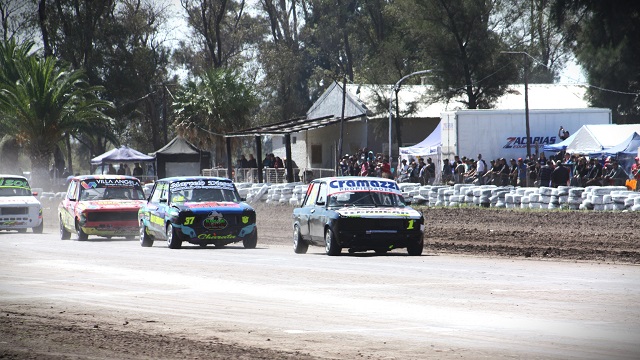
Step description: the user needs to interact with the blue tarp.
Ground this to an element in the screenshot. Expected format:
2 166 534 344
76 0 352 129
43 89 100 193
543 132 577 152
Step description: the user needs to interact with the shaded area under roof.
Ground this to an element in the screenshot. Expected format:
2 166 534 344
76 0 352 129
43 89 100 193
226 114 365 137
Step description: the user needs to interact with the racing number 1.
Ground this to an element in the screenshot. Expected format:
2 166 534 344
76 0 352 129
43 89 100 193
184 216 195 225
407 219 415 230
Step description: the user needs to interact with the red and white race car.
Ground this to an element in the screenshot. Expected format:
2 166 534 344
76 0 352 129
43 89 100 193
58 175 146 240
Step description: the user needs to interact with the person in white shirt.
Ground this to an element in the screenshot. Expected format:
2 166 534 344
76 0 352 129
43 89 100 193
476 154 487 184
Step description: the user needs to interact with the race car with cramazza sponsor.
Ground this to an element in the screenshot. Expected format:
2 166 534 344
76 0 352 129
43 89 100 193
292 176 424 256
0 175 43 233
138 176 257 249
59 175 146 240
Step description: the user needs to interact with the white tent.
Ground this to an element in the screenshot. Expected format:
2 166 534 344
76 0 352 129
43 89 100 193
399 120 442 157
543 124 640 154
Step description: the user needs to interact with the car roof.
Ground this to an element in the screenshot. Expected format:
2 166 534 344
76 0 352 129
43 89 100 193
72 175 141 182
0 174 28 180
158 176 233 183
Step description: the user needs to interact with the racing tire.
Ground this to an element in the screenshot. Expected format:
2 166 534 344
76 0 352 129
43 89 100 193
76 220 88 241
242 229 258 249
60 217 70 240
407 238 424 256
213 243 225 248
33 220 43 234
139 223 154 247
293 225 308 254
324 228 341 256
17 228 27 233
166 223 182 249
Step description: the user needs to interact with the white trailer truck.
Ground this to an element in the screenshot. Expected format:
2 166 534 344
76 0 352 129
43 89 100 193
440 108 612 161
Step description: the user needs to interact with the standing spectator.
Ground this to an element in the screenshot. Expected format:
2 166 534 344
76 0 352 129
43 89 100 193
123 164 131 176
455 158 466 184
527 159 539 187
538 152 548 166
132 163 143 177
604 160 629 186
585 158 604 186
263 154 273 168
498 158 510 186
558 126 570 141
247 154 258 168
107 164 117 174
397 159 409 181
339 156 350 176
538 160 553 187
273 156 284 169
442 159 453 184
572 157 588 186
631 157 640 180
116 163 125 175
476 154 487 185
509 159 518 186
516 158 527 187
380 157 392 178
551 161 570 187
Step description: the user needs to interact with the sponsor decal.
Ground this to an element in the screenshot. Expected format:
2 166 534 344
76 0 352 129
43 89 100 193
202 210 228 230
0 178 29 188
503 136 557 149
328 179 401 195
170 180 235 192
242 216 249 224
184 201 241 208
337 208 421 218
150 214 164 226
197 233 236 240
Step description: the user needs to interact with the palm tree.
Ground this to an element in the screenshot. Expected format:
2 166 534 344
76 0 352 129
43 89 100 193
0 39 113 189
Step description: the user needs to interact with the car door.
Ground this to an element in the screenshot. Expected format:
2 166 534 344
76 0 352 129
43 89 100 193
296 182 319 240
309 181 329 242
146 182 167 238
60 180 79 230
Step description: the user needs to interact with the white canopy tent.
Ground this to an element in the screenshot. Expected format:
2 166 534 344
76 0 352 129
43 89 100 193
398 121 443 183
543 124 640 154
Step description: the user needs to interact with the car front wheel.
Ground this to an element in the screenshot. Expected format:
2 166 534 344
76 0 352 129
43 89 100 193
60 217 70 240
293 225 308 254
140 223 154 247
76 220 88 241
33 220 43 234
325 228 341 256
407 237 424 256
166 223 182 249
243 229 258 249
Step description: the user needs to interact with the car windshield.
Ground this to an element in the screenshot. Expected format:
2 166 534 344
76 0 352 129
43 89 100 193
0 177 32 196
79 179 145 200
327 191 406 208
168 180 240 204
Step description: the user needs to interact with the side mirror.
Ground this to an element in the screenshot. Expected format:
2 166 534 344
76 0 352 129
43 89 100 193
316 200 325 206
159 198 167 203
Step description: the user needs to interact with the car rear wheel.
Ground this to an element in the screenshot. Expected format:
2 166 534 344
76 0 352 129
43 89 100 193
139 223 153 247
60 217 70 240
325 228 341 256
243 229 258 249
407 237 424 256
76 220 88 241
293 225 308 254
166 223 182 249
33 220 43 234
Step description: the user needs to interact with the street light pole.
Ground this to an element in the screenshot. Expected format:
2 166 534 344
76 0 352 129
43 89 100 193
388 70 432 165
501 51 531 158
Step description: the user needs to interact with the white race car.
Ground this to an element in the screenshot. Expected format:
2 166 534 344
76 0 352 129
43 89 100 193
0 175 43 233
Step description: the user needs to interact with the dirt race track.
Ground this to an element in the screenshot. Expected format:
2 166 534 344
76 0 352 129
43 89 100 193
1 204 639 359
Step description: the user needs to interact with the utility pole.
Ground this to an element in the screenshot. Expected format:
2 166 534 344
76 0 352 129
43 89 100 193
501 51 531 157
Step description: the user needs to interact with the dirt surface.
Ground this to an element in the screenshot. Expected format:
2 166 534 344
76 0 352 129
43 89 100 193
2 204 639 359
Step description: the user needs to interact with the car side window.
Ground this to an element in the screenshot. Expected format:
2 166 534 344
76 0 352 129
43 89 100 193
149 183 165 204
302 183 319 207
66 181 78 201
316 182 327 205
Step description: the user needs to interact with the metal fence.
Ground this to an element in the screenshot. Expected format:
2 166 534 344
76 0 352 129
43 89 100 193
201 167 336 183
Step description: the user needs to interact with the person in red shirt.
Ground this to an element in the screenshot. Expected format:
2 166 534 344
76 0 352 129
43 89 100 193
632 157 640 180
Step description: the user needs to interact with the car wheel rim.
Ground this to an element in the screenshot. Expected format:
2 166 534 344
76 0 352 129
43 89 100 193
325 231 331 253
139 225 145 243
166 225 172 246
293 227 299 248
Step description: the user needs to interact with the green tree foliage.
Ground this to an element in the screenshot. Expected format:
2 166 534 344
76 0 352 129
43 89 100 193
0 39 113 188
394 0 519 109
552 0 640 122
172 68 257 164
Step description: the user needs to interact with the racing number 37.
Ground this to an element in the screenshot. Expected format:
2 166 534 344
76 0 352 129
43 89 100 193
184 216 195 225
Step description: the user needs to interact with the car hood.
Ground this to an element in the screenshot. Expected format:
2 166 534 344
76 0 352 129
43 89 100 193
0 196 41 206
335 206 422 219
78 200 145 210
174 201 254 214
